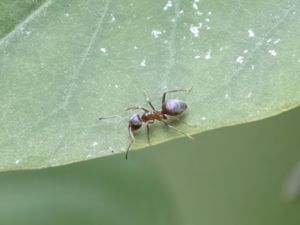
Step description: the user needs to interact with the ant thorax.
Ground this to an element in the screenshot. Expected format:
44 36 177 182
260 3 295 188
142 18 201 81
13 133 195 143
141 111 163 122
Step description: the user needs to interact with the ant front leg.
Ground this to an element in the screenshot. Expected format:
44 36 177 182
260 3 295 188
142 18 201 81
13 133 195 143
161 88 192 104
125 126 136 160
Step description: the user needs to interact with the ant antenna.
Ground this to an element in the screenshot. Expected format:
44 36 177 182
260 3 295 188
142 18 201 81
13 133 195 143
99 115 122 120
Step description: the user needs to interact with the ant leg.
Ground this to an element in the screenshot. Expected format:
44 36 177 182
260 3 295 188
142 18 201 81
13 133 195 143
146 123 151 145
164 115 195 127
99 115 122 120
159 120 193 139
126 107 149 112
125 127 135 160
147 100 156 111
146 121 154 145
143 91 157 111
162 88 192 104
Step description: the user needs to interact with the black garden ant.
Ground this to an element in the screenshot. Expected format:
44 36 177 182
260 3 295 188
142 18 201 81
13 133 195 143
99 88 193 159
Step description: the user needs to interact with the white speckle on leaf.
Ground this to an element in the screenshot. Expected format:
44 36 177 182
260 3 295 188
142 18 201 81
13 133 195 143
246 92 253 98
64 13 70 17
268 49 277 56
194 55 201 59
267 38 272 43
151 30 162 38
236 56 244 64
20 27 25 32
92 142 98 146
111 14 116 22
201 116 207 121
134 46 138 50
15 159 21 164
248 29 255 37
251 65 255 70
205 50 211 59
205 18 210 22
225 94 229 99
140 59 146 67
206 26 211 30
86 154 92 159
190 23 202 37
183 36 186 40
243 49 249 54
219 47 224 51
273 39 281 44
196 11 203 16
100 48 107 53
179 10 184 14
115 84 119 89
26 31 31 35
164 40 169 44
208 11 212 15
163 0 173 11
193 2 198 10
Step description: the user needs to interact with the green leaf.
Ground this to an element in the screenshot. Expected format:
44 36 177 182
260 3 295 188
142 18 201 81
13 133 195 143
0 0 299 171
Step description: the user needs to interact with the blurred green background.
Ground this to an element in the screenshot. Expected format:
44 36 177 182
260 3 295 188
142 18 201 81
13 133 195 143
0 107 299 225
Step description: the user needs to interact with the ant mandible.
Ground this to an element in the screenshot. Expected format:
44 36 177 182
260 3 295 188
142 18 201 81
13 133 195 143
99 88 193 159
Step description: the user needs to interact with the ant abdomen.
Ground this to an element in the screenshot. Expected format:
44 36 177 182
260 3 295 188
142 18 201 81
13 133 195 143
162 99 188 116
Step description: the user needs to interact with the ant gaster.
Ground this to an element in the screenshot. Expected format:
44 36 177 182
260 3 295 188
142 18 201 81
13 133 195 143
99 88 193 159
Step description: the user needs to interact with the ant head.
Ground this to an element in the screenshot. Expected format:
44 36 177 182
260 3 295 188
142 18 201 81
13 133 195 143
162 99 188 116
129 113 143 130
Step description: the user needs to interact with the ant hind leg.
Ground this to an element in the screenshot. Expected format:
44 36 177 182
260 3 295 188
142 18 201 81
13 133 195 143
159 120 193 139
161 88 192 104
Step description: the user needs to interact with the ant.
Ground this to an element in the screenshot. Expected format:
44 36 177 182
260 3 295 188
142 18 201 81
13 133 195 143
99 88 193 159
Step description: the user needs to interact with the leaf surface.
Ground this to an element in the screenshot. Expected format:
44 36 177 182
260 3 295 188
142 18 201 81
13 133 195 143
0 0 299 170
